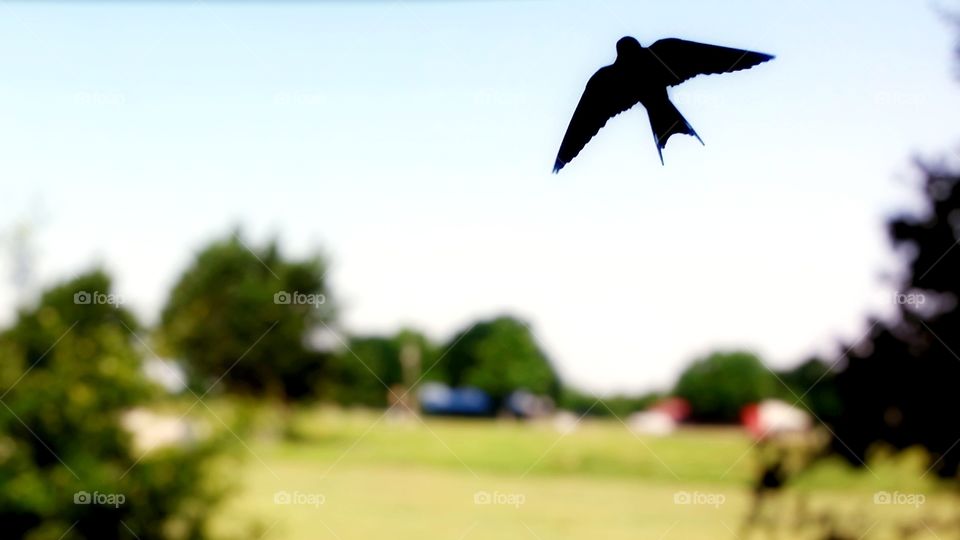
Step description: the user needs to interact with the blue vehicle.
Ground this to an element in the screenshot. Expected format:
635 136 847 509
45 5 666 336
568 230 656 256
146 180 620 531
419 383 494 416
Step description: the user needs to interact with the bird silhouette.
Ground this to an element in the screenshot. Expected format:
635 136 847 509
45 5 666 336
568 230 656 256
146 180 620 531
553 36 774 172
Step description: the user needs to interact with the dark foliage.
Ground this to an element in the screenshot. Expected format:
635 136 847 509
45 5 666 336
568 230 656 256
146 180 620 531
832 162 960 478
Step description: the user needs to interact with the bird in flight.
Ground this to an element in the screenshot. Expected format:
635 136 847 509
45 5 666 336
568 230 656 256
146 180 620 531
553 36 774 172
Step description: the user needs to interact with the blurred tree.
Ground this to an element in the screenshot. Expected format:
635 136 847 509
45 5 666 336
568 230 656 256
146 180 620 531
431 316 560 404
831 161 960 477
673 351 779 423
158 232 332 400
775 357 840 419
0 270 226 540
322 329 436 407
327 336 400 407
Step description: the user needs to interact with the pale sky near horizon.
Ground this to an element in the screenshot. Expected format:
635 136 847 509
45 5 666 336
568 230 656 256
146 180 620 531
0 0 958 394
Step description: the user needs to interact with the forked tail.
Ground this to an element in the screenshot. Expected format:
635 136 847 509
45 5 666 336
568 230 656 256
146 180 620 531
648 99 703 165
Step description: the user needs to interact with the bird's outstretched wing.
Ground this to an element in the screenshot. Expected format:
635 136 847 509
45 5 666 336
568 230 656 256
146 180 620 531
553 66 639 173
647 38 774 87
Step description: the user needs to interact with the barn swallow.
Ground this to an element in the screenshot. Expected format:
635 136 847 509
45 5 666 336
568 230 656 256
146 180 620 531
553 37 774 172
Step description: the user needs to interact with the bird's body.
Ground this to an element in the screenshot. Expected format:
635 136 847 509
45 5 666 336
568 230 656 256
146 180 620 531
553 37 774 172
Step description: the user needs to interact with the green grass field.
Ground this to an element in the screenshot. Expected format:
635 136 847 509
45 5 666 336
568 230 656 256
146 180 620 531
207 407 952 540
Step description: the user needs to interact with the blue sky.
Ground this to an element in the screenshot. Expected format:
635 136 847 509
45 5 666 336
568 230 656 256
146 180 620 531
1 0 957 393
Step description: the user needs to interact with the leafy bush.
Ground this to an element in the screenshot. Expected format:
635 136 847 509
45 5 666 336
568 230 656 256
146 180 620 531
0 270 228 540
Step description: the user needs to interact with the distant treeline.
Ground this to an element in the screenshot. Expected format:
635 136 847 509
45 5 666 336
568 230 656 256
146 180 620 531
147 230 839 422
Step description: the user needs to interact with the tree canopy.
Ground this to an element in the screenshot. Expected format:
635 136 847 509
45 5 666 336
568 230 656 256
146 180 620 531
431 316 561 403
158 232 332 400
673 350 779 423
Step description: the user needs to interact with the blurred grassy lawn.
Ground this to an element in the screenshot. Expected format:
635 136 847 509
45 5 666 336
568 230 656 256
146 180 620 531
207 406 951 540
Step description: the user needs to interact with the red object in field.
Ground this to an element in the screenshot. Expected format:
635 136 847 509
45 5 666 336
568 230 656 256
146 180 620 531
741 403 762 438
651 397 691 422
741 400 812 439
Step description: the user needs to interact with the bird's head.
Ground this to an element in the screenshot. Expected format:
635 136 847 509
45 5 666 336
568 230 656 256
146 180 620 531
615 36 643 58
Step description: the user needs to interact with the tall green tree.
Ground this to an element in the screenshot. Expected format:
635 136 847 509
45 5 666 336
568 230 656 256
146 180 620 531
432 316 560 403
673 351 779 423
0 270 226 540
158 232 332 400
